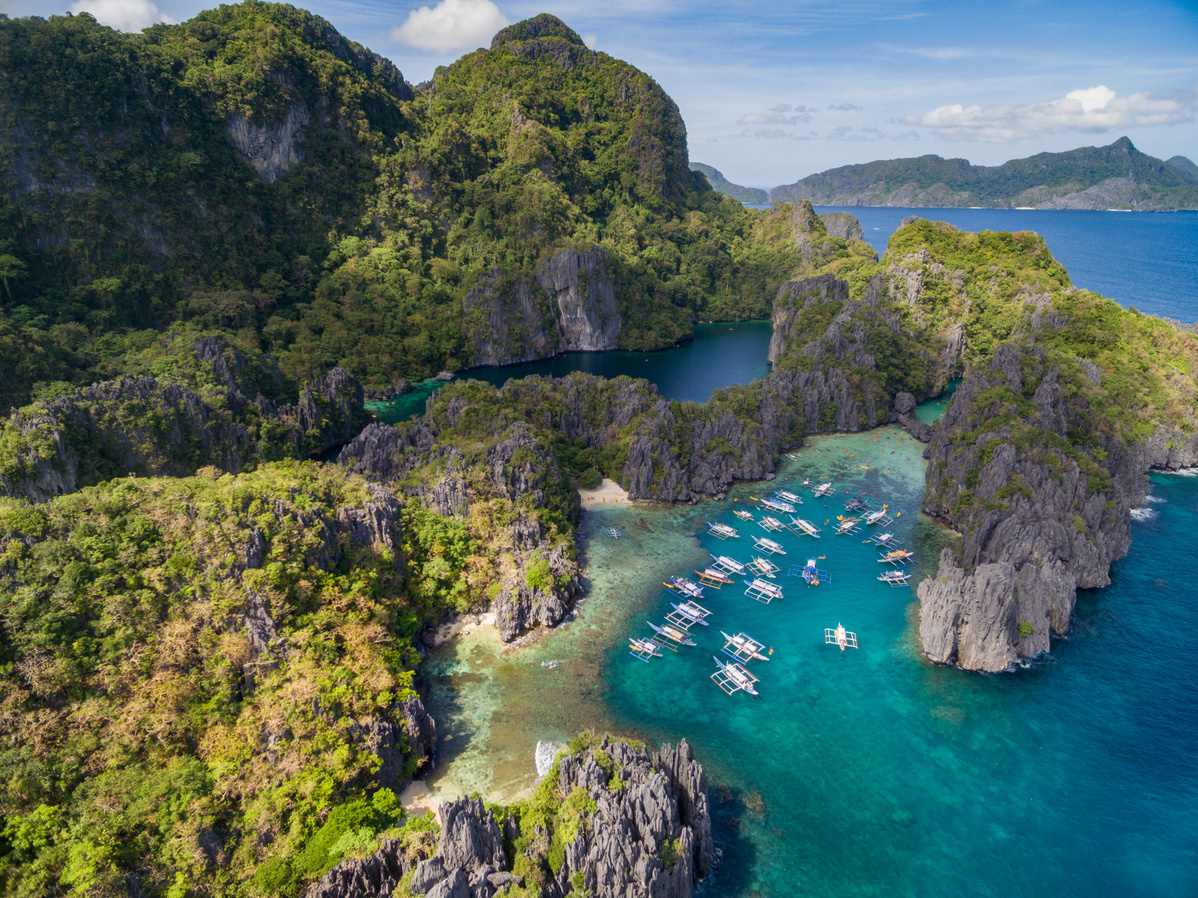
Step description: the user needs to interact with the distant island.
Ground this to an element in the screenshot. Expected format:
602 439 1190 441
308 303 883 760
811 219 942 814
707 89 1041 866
688 162 768 203
692 137 1198 211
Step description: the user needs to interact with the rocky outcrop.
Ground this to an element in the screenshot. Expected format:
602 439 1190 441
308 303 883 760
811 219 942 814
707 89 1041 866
818 210 865 240
0 338 368 502
312 737 713 898
463 247 621 367
340 417 583 643
917 344 1140 671
537 247 621 351
227 101 309 183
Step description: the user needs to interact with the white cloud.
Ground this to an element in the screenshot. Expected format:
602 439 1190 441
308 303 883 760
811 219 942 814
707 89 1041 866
391 0 509 53
738 104 815 126
68 0 173 32
910 85 1198 142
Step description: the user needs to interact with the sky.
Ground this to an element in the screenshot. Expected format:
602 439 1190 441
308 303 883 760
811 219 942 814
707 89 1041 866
5 0 1197 188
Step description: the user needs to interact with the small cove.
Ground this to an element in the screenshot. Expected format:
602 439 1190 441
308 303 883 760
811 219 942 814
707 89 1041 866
415 210 1198 896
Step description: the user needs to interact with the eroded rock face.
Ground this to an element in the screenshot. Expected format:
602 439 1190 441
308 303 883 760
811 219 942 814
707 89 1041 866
463 247 622 367
0 346 368 503
227 101 308 182
916 343 1156 671
312 737 713 898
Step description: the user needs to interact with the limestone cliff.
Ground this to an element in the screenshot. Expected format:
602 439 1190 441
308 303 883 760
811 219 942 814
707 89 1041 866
0 337 368 502
464 247 622 367
310 737 713 898
339 418 583 642
918 344 1153 670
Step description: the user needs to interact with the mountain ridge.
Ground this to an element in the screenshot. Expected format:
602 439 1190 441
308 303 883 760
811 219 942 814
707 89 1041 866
693 138 1198 210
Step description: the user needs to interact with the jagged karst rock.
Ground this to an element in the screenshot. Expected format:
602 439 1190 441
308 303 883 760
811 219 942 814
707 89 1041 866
0 339 368 502
818 210 866 240
917 344 1142 670
314 737 713 898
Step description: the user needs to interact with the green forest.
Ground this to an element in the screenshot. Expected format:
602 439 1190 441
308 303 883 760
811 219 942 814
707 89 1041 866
0 5 814 410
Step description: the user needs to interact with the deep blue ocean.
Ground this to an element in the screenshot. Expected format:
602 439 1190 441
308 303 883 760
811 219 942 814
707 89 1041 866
417 211 1198 897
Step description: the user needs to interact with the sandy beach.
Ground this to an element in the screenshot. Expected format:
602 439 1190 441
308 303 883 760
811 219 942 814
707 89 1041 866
577 477 630 510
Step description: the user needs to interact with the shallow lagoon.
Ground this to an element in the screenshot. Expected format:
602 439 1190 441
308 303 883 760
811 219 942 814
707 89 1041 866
421 414 1198 897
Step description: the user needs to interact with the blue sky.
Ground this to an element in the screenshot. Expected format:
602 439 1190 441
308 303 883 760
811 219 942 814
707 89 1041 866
10 0 1198 187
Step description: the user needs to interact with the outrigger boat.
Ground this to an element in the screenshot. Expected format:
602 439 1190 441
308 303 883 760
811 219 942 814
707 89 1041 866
744 578 784 603
752 536 787 555
671 601 712 626
665 576 705 599
759 516 784 532
707 521 739 540
695 567 733 587
648 621 696 647
844 497 871 512
711 554 746 575
879 548 916 566
711 655 759 696
864 505 892 526
746 556 780 578
605 527 623 539
733 509 754 521
813 482 835 498
834 517 860 535
629 637 663 661
760 497 795 514
802 558 830 586
878 569 911 587
871 531 897 546
825 622 858 651
720 631 770 663
774 490 803 504
791 517 822 538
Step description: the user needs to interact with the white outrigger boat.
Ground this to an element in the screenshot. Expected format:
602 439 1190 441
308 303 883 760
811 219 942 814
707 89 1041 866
670 601 712 626
744 578 784 603
605 527 623 538
733 509 754 521
878 569 911 587
665 576 705 599
760 497 795 514
774 490 803 504
752 535 787 555
825 622 858 651
707 521 739 540
813 482 835 498
879 548 916 566
759 516 784 532
648 621 696 647
629 637 663 661
834 517 860 535
720 631 770 663
711 655 759 696
791 517 822 538
695 566 733 587
746 556 780 578
711 554 746 575
864 505 892 526
871 531 897 546
802 557 830 586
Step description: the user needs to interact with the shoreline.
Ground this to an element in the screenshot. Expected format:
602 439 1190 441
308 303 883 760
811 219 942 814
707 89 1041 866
578 477 631 510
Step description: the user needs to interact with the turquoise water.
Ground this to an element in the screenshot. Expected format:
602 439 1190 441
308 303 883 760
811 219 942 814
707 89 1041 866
601 449 1198 897
415 212 1198 895
368 321 773 423
422 421 1198 898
